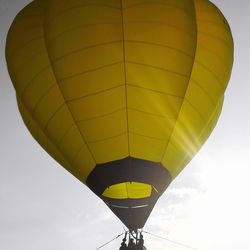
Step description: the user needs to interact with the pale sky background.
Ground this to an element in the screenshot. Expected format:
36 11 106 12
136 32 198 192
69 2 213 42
0 1 250 250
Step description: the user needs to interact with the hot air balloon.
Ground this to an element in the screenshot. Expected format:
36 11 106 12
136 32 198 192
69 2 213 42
6 0 233 235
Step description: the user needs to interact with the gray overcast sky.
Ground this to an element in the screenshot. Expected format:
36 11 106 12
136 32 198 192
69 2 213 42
0 1 250 250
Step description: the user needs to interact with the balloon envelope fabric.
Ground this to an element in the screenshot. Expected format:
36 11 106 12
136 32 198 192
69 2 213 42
6 0 233 230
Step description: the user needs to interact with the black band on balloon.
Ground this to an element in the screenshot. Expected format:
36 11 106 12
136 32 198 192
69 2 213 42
86 157 172 230
86 157 172 196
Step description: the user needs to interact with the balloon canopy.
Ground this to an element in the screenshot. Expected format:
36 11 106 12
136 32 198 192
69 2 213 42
6 0 233 230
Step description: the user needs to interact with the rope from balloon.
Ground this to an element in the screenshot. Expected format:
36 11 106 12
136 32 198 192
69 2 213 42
95 229 199 250
142 230 198 250
95 232 125 250
95 230 141 249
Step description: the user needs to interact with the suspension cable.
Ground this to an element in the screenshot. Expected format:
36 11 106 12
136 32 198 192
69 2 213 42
143 230 198 250
95 232 125 250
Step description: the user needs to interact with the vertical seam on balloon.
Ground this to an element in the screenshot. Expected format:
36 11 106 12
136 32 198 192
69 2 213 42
120 0 130 156
30 83 57 117
42 103 66 132
184 99 207 123
160 0 198 166
20 65 50 98
196 96 224 143
42 14 97 166
194 60 225 90
190 78 216 105
120 0 131 206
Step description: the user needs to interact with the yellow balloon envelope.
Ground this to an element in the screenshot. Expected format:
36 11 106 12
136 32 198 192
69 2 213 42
6 0 233 230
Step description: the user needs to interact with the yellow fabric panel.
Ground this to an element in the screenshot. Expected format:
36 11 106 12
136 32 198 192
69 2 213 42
45 105 74 144
67 86 126 120
198 23 233 50
190 62 223 102
7 39 45 79
162 142 188 177
22 68 56 112
13 51 48 87
88 133 128 163
6 4 49 95
128 109 175 140
123 0 197 76
196 48 230 87
44 0 120 18
59 63 124 100
44 2 123 75
198 96 224 145
32 85 64 129
124 22 194 55
127 85 183 118
196 1 233 87
198 33 232 69
73 146 98 178
126 63 188 97
51 42 124 80
78 109 127 142
5 2 43 60
56 127 82 159
47 23 123 61
125 42 194 75
102 182 152 199
44 1 124 80
130 133 166 162
123 0 195 12
162 0 233 177
185 80 215 120
163 96 223 177
162 100 206 174
123 0 197 34
44 1 121 41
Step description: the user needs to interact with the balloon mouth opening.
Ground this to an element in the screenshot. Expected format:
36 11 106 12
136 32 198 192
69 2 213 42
101 184 160 230
102 181 159 200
